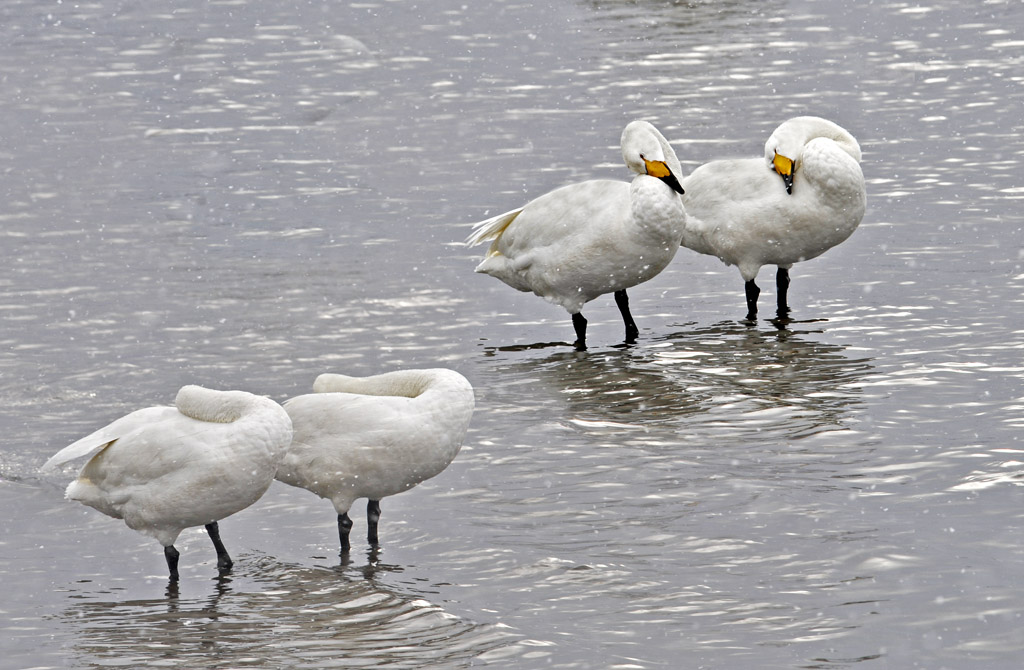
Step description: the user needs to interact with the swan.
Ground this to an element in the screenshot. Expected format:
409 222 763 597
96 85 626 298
276 369 475 553
465 120 687 350
43 386 293 580
678 116 866 319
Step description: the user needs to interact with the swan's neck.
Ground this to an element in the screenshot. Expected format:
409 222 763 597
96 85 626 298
818 128 861 164
630 177 687 243
313 369 444 399
175 386 257 423
769 116 862 165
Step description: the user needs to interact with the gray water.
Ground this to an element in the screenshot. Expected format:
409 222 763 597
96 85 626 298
2 0 1023 667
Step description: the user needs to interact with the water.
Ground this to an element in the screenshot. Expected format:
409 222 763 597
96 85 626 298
2 0 1023 667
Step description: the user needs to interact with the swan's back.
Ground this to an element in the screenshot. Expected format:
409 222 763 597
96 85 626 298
49 386 293 546
279 369 475 512
682 157 780 223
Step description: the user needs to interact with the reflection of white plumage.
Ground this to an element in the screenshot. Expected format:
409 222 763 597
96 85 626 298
679 116 866 319
43 386 293 580
465 120 687 350
277 369 475 553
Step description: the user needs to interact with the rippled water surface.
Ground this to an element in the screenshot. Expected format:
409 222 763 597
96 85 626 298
2 0 1023 668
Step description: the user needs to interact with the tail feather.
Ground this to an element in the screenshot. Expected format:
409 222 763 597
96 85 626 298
464 207 523 247
43 436 116 471
42 405 173 472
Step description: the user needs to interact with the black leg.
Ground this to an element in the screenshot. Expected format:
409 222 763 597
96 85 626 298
164 545 180 581
338 512 353 554
744 279 760 320
571 312 588 351
776 267 790 317
367 500 381 547
613 290 639 343
205 521 233 573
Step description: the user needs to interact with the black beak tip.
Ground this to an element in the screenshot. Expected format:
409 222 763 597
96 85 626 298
663 174 685 195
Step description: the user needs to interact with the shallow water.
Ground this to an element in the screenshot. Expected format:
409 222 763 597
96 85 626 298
2 0 1023 668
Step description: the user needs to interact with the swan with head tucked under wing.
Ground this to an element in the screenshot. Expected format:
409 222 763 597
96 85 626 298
678 116 866 320
276 368 475 554
465 120 687 350
43 386 293 581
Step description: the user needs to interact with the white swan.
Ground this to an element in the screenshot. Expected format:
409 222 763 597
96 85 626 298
679 116 866 319
276 368 475 553
465 120 687 350
43 386 293 580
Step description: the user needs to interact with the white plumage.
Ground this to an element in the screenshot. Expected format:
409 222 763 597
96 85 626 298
43 385 293 580
679 116 866 319
276 368 475 553
465 120 687 350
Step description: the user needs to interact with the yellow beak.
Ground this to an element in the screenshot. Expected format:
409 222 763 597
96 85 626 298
773 152 795 194
643 158 685 195
644 157 672 179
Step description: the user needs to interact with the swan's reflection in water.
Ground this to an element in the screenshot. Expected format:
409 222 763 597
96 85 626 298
482 320 873 443
60 552 526 668
461 320 879 545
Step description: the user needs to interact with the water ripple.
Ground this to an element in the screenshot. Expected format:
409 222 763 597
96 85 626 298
57 554 530 668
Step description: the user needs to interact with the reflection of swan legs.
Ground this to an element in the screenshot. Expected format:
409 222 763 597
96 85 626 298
614 290 639 344
572 312 588 351
164 545 180 581
776 267 790 317
744 279 760 320
206 521 233 573
165 578 180 602
367 500 381 547
338 512 353 553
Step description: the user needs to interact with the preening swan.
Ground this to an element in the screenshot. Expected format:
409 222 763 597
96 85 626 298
465 120 687 350
679 116 866 320
42 386 293 580
276 369 475 553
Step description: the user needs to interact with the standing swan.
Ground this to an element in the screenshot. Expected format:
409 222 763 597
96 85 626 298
43 386 293 580
465 120 687 350
276 369 475 553
679 116 866 320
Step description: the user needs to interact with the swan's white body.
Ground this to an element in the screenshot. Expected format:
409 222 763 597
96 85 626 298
465 120 687 347
277 369 475 549
679 116 866 316
43 386 293 549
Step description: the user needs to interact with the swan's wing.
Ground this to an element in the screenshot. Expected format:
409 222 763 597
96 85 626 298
679 157 794 270
42 406 176 471
682 157 784 221
464 206 524 247
492 181 630 255
464 179 630 250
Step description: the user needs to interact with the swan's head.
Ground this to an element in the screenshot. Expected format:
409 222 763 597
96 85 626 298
621 120 684 195
764 116 862 195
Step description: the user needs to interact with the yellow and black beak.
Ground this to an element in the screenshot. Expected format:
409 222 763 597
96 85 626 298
773 152 795 194
643 157 685 195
